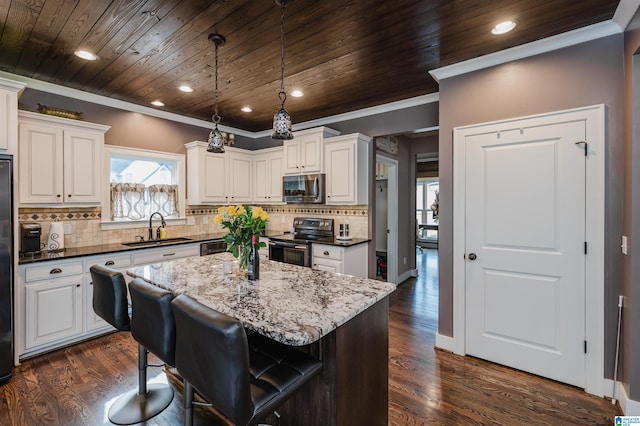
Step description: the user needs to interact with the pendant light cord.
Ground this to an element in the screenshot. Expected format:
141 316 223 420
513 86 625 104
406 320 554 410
279 0 287 106
213 39 221 125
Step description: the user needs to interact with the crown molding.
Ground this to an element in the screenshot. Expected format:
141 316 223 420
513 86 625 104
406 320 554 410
429 20 624 82
1 70 439 140
0 70 255 138
612 0 640 31
253 92 441 138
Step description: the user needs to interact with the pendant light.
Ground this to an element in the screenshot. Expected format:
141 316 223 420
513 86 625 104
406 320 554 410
207 33 226 153
272 0 294 140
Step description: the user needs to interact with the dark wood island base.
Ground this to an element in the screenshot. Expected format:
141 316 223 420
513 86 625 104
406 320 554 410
274 296 389 426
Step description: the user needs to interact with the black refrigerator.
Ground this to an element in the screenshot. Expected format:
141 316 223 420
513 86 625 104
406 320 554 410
0 154 13 383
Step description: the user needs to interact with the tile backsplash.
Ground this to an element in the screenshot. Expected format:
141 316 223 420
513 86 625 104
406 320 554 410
19 205 369 249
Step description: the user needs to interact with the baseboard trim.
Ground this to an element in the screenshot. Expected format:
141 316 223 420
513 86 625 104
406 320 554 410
435 333 456 352
397 270 414 284
603 378 640 415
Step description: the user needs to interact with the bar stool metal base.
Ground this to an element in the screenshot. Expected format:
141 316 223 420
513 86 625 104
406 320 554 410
108 383 174 425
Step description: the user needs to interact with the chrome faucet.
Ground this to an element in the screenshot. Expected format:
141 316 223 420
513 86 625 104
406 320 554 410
149 211 166 241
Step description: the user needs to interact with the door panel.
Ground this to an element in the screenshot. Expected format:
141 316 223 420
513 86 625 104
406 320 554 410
465 120 586 387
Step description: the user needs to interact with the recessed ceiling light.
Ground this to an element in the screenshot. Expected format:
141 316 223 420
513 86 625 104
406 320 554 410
491 21 516 35
178 85 194 93
290 90 304 98
73 49 99 61
241 106 253 113
151 100 165 107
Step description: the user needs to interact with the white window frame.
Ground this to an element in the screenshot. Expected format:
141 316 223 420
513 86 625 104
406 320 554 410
101 145 187 230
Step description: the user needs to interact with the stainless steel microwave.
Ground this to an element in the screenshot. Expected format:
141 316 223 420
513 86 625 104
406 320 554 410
283 173 326 204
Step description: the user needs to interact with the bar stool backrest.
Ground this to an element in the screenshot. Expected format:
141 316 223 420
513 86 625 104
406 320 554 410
89 265 130 331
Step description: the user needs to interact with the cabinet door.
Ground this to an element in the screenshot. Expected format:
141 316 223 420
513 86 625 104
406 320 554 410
63 129 102 203
19 123 64 204
283 140 301 174
325 141 355 204
268 154 283 202
203 153 228 203
299 135 322 173
253 154 269 202
25 278 83 349
228 153 252 203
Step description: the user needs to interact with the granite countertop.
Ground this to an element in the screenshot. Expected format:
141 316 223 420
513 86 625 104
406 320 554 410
126 252 395 346
18 232 228 265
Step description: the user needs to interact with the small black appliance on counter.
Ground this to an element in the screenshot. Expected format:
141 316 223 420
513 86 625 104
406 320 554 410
20 223 42 256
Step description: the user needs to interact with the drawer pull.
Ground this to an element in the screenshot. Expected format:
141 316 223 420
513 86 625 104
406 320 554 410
50 268 62 274
163 252 176 257
105 260 115 266
323 251 330 256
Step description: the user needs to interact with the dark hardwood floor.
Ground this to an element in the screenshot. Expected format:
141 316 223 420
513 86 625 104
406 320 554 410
0 249 622 425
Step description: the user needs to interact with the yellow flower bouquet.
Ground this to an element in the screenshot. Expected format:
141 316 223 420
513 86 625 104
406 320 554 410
214 205 269 270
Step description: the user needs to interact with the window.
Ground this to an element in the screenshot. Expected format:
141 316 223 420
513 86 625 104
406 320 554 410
102 146 186 229
416 177 439 239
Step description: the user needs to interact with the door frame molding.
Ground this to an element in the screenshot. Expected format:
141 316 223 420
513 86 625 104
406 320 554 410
452 104 606 396
376 154 399 284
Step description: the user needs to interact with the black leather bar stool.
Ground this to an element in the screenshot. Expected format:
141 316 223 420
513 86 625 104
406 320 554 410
171 294 323 426
89 265 175 425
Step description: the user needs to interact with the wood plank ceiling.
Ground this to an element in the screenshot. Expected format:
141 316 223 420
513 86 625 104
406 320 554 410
0 0 619 132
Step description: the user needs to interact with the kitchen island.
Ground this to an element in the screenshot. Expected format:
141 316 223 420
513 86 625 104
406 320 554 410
127 252 395 425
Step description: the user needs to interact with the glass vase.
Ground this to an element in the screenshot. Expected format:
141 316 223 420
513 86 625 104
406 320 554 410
238 244 250 272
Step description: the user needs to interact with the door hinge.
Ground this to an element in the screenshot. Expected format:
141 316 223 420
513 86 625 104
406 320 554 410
584 340 587 353
584 241 588 254
575 141 588 156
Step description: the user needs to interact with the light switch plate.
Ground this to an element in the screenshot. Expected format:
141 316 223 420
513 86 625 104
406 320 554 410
622 235 628 255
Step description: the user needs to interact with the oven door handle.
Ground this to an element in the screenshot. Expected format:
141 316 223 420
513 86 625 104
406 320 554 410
269 241 309 250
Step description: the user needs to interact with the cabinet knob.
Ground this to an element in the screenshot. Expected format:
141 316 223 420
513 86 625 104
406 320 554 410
76 284 81 288
323 251 330 256
67 194 72 198
50 268 62 274
301 165 304 168
56 194 61 198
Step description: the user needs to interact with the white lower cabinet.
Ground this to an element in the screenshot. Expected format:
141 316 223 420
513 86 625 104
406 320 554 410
312 242 368 278
18 242 202 360
24 276 83 350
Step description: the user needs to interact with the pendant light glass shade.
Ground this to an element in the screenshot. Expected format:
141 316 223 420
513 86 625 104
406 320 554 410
207 33 226 153
272 0 294 140
207 119 225 153
272 93 293 140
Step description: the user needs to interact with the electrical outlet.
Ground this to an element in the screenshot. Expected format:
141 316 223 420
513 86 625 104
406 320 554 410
202 216 209 225
281 215 286 223
187 217 195 225
622 235 628 255
63 223 72 235
403 256 407 265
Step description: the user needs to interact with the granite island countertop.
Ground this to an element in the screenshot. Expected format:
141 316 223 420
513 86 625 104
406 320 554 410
126 252 396 346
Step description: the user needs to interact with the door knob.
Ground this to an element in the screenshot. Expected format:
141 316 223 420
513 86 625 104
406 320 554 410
468 253 477 261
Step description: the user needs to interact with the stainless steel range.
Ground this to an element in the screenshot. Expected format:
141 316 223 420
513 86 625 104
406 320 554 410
268 218 334 267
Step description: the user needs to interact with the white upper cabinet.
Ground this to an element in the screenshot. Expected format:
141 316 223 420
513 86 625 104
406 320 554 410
253 146 284 203
324 133 371 205
18 111 109 205
0 77 26 152
185 142 252 204
283 127 340 175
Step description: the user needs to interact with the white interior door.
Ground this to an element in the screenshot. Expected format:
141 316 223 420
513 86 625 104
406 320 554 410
464 120 586 387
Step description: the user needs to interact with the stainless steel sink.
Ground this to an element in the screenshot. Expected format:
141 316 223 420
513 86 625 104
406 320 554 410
122 237 193 247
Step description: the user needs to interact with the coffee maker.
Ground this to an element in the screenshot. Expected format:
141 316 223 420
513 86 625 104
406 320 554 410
20 223 41 256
